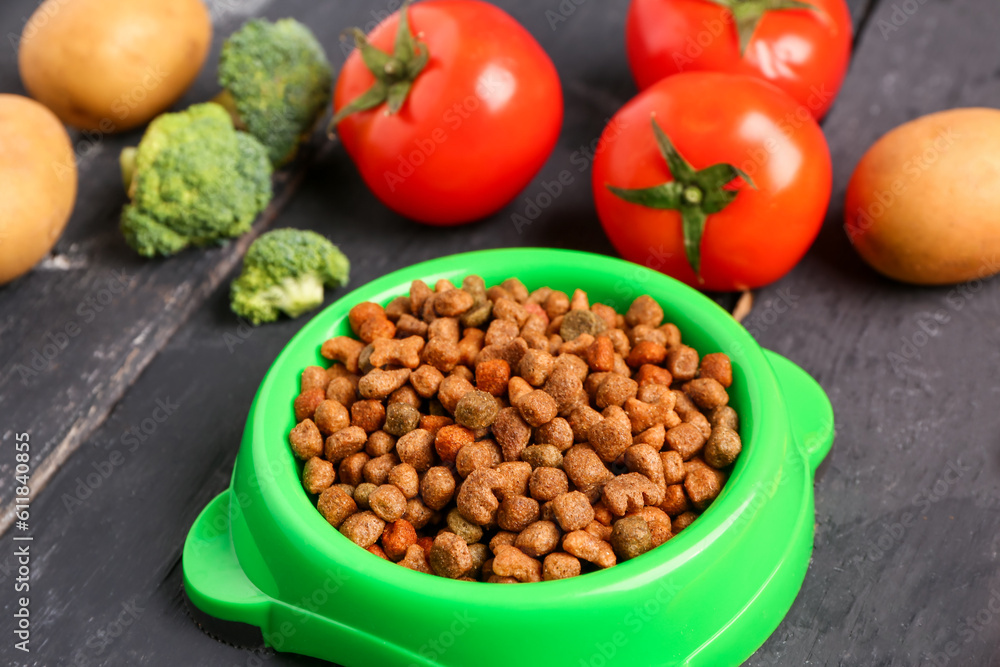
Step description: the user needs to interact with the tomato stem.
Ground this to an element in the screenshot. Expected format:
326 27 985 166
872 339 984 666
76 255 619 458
331 0 429 126
705 0 820 56
606 117 755 278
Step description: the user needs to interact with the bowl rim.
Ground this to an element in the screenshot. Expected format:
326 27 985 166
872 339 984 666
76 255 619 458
242 247 785 599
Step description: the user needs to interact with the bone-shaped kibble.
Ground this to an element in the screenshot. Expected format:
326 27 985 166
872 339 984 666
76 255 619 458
369 335 425 369
320 336 365 373
492 545 542 582
601 472 665 516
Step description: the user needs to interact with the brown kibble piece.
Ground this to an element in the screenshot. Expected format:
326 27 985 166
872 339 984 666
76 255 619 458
321 336 365 374
382 519 417 561
708 405 739 431
568 406 602 442
429 533 473 579
420 466 457 510
395 429 436 472
358 368 411 400
446 508 485 544
626 340 668 367
339 452 370 487
399 543 432 573
611 515 653 560
369 484 407 522
437 374 474 414
602 473 664 516
294 389 326 422
684 378 729 409
634 506 672 547
562 530 616 569
543 552 581 580
455 440 503 478
410 364 444 398
492 545 542 582
301 366 329 393
625 295 664 328
498 495 540 532
454 390 499 429
324 426 367 464
588 406 633 463
363 453 399 486
661 450 686 485
518 349 556 387
349 302 384 334
595 374 638 409
370 336 425 369
586 336 615 372
563 445 613 496
673 511 699 532
529 467 569 502
666 345 700 382
551 491 595 531
403 498 437 530
314 399 350 436
340 511 385 548
476 359 511 396
684 466 725 510
516 389 558 427
522 444 563 470
435 288 475 316
317 486 357 528
456 468 502 525
585 519 613 542
494 461 533 500
659 484 691 516
434 424 474 463
704 426 742 469
636 364 673 387
665 422 707 460
303 457 335 494
700 352 733 388
384 401 420 436
515 521 562 557
536 417 574 451
388 463 419 499
289 419 323 460
625 443 666 491
350 399 386 433
492 407 532 462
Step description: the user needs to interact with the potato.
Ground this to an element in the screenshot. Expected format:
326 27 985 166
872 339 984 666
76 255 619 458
845 108 1000 285
0 95 77 285
18 0 212 132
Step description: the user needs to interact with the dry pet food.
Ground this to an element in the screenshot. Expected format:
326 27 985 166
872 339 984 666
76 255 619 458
288 276 743 582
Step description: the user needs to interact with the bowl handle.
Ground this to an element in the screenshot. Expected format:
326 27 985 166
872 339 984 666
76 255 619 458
763 349 835 473
183 490 271 628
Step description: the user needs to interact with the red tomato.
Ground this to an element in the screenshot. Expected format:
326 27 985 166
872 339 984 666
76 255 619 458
626 0 852 119
334 0 563 226
592 72 832 291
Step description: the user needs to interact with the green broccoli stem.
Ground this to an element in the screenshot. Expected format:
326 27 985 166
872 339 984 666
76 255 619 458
330 0 429 126
120 147 137 194
211 89 248 131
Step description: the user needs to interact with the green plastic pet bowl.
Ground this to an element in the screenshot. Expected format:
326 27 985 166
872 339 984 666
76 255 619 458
183 248 833 667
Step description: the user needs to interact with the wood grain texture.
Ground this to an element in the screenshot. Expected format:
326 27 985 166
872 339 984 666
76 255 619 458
4 0 1000 666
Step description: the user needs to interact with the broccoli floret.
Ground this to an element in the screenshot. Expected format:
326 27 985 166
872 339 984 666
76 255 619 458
230 228 350 325
218 18 333 165
120 103 273 258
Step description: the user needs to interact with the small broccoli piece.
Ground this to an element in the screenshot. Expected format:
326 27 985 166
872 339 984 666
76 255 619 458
218 18 333 165
120 103 273 258
230 229 350 325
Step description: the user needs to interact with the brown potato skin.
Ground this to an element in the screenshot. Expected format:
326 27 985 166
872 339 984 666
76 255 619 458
0 95 77 285
18 0 212 132
845 108 1000 285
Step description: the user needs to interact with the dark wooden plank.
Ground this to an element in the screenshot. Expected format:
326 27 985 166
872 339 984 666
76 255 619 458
0 0 330 532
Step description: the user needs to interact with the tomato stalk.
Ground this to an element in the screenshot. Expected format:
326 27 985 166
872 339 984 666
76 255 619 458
607 117 755 278
331 0 429 126
705 0 820 55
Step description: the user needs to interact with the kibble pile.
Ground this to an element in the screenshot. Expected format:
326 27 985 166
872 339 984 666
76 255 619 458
288 276 742 582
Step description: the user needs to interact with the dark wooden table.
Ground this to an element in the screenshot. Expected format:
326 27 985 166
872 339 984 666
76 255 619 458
3 0 1000 665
